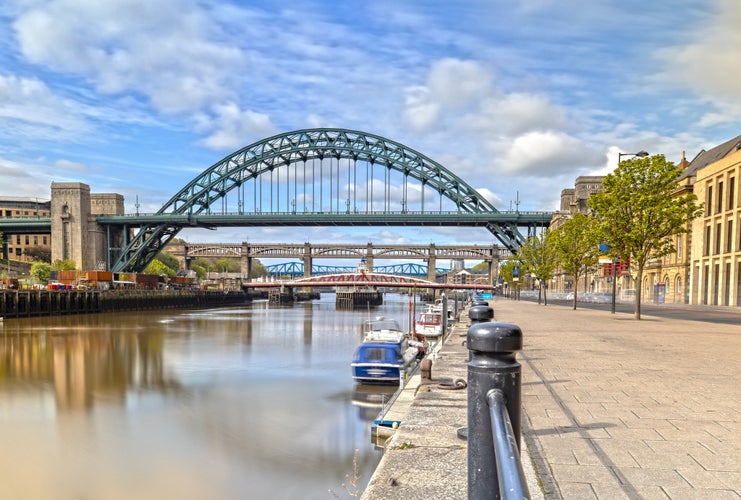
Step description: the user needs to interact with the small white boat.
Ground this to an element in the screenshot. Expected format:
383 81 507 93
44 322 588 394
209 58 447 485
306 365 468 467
415 308 443 338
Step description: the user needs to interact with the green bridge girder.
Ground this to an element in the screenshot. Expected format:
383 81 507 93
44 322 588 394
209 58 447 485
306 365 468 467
92 128 553 271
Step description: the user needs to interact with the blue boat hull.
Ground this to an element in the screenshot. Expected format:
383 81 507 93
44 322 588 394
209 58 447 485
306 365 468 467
351 363 404 384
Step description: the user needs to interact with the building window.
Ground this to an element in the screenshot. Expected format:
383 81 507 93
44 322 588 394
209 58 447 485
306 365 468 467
717 181 724 213
727 221 734 253
43 236 47 245
729 177 736 210
705 185 713 216
676 277 682 296
33 236 38 245
704 225 711 256
715 222 721 254
24 235 29 245
677 234 682 259
15 235 20 244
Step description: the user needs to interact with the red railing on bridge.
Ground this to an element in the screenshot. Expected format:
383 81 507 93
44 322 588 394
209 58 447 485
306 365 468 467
242 272 493 290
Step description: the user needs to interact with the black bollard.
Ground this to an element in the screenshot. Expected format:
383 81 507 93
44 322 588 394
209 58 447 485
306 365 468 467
467 322 523 500
468 303 493 324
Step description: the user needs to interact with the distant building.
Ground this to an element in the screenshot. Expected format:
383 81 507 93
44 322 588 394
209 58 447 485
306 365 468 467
550 176 614 296
0 196 51 263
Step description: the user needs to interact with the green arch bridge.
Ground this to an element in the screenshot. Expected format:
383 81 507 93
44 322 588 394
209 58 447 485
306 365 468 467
1 128 553 272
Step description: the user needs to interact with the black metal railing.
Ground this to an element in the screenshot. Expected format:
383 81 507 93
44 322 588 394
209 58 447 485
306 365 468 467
486 388 530 499
467 310 530 499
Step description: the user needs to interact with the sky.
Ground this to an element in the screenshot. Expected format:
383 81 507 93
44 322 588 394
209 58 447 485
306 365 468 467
1 0 741 256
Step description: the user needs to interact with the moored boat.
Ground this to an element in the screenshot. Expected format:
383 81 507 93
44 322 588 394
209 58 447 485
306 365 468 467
351 317 420 385
415 307 443 338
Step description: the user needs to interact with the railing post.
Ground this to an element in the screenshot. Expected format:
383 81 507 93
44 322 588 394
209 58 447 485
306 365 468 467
467 321 523 499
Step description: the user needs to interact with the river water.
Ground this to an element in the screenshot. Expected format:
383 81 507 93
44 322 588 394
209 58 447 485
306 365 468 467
0 292 416 500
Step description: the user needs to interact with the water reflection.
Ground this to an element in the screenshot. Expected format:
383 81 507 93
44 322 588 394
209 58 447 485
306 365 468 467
352 383 398 421
0 294 412 500
0 315 178 412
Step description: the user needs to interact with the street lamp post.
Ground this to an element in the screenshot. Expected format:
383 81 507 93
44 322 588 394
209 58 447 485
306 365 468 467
611 150 649 314
611 256 617 314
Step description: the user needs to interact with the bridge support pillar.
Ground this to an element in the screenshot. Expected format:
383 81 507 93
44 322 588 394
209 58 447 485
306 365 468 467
241 242 252 277
427 243 437 284
303 242 312 278
488 245 500 286
366 243 374 270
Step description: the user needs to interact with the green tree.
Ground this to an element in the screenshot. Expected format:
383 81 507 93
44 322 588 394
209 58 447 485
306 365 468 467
517 230 558 305
498 258 519 298
52 259 76 270
550 213 602 310
589 154 702 319
30 261 52 283
191 263 207 280
193 258 212 274
156 251 180 273
471 261 488 272
215 258 231 272
250 259 267 278
144 259 176 277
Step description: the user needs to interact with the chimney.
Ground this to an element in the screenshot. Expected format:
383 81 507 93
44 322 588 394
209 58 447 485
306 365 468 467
678 150 689 170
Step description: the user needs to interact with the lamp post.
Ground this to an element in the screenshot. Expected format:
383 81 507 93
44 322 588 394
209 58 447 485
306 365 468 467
611 150 649 313
611 256 617 314
617 150 649 164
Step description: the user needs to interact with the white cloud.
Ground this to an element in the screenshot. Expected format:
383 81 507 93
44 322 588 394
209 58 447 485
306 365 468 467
473 187 503 207
12 0 245 115
657 0 741 125
400 57 596 184
403 86 440 131
498 131 596 176
198 103 277 151
0 74 91 139
468 93 565 137
0 156 53 196
403 59 492 131
427 58 492 108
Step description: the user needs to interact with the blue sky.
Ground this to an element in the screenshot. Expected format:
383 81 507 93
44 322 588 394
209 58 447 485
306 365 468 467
1 0 740 251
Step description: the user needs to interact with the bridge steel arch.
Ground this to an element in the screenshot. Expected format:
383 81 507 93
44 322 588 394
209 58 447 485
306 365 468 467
109 128 550 272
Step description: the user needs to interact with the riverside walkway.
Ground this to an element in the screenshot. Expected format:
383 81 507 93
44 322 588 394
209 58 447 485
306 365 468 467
363 298 741 499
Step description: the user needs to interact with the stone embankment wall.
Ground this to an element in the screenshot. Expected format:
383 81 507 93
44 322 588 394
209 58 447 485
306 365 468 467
0 290 251 319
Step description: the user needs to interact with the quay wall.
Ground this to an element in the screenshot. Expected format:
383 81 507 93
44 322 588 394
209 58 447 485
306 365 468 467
0 289 251 318
336 290 383 309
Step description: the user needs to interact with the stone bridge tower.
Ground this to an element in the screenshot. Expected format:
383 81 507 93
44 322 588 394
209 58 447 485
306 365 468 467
51 182 124 270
